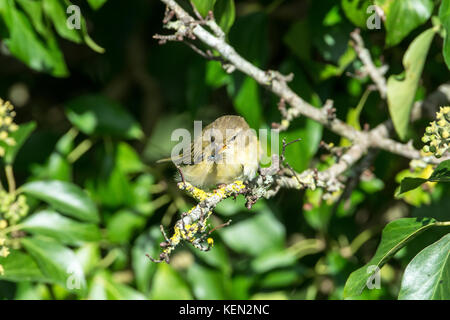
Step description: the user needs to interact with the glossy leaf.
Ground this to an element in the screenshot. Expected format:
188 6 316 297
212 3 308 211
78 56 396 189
106 210 145 244
0 250 48 282
344 218 438 298
22 210 101 246
87 0 107 10
0 0 68 76
399 233 450 299
88 271 146 300
186 263 228 299
341 0 373 28
440 0 450 69
191 0 216 18
21 180 99 223
387 28 436 140
150 263 192 300
376 0 434 47
231 76 262 129
65 95 143 140
398 160 450 195
21 237 86 290
0 121 36 164
131 227 162 294
220 206 285 256
43 0 82 43
214 0 235 33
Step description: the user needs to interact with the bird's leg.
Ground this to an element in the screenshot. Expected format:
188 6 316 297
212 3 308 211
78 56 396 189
176 165 187 188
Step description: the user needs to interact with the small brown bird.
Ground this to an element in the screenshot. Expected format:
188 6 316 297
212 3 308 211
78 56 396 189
158 115 261 189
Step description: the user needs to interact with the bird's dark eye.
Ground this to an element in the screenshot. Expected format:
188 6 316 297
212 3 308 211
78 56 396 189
230 135 237 142
210 136 215 143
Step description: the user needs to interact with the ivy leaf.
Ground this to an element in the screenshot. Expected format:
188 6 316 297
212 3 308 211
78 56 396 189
398 177 428 195
0 121 36 165
387 28 436 140
88 271 146 300
341 0 373 28
399 233 450 300
429 159 450 182
22 210 101 246
150 263 193 299
191 0 216 18
43 0 82 43
186 263 228 299
220 207 285 256
375 0 434 47
344 217 439 298
87 0 107 10
230 77 262 129
0 0 69 76
0 250 48 282
21 180 99 223
214 0 235 33
65 95 143 140
21 236 86 291
398 160 450 195
440 0 450 69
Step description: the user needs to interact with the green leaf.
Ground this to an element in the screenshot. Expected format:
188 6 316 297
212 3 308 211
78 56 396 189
281 118 323 172
87 0 107 10
116 142 145 174
88 271 146 300
251 250 298 273
0 250 48 282
214 0 235 33
21 180 99 223
398 160 450 195
375 0 434 47
131 227 162 294
106 210 145 244
341 0 373 28
150 263 192 299
186 263 228 299
191 242 231 275
30 129 77 181
387 28 436 140
398 177 428 195
65 95 143 140
22 210 101 246
230 76 262 129
43 0 82 43
429 160 450 182
75 242 101 275
284 20 311 62
205 60 230 88
220 205 285 256
440 0 450 69
15 0 50 38
0 121 36 164
191 0 216 18
21 237 86 290
0 0 69 76
344 217 439 298
399 233 450 299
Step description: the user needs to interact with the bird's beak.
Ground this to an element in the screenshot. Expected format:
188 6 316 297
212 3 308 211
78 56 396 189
219 145 227 153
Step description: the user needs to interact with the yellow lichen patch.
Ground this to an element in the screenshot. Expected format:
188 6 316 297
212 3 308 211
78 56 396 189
177 182 210 202
159 180 245 261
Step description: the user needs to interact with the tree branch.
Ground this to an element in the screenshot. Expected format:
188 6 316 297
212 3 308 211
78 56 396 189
157 0 444 165
150 0 449 262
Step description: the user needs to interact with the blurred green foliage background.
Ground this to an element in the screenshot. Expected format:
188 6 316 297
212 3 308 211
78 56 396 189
0 0 449 300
